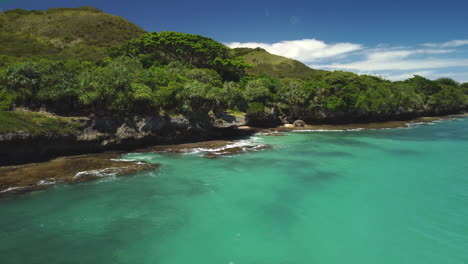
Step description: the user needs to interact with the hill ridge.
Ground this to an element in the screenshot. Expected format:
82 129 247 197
0 6 146 61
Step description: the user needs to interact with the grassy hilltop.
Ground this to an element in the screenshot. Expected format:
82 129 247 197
232 47 325 80
0 6 146 62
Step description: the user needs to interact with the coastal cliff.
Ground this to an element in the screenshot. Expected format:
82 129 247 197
245 105 468 127
0 111 250 166
2 108 467 166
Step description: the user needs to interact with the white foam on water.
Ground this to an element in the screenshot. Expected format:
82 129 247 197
185 138 265 154
110 158 131 162
207 144 269 155
367 127 400 131
292 129 346 132
111 155 154 162
408 122 426 126
405 117 463 128
37 179 56 186
73 167 122 180
0 186 26 193
406 121 443 128
291 119 452 132
146 170 159 177
95 175 118 183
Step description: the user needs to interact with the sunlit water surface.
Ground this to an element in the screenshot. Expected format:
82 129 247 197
1 118 467 264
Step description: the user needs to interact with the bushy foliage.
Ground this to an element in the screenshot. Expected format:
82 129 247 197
0 56 245 115
0 55 466 120
109 31 249 81
0 87 15 111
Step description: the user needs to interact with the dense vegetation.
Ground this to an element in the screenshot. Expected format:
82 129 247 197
109 32 249 81
0 7 466 125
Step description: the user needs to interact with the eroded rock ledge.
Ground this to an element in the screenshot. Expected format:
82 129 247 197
0 152 158 196
0 113 252 166
138 140 271 159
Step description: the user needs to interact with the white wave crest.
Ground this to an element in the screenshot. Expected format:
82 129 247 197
0 186 26 193
73 167 122 180
111 155 153 162
292 129 346 132
37 179 56 186
186 139 265 154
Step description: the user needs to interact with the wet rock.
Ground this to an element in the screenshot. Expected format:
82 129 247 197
140 140 270 159
140 139 271 159
0 152 158 196
0 112 257 166
293 120 306 127
140 140 233 153
265 133 286 136
201 144 271 159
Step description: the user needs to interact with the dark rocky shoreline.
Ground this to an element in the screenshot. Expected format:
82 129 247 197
0 111 466 197
1 111 467 167
0 113 254 166
0 152 158 196
0 140 270 196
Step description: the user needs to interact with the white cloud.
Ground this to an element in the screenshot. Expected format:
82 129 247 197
310 48 466 72
380 71 435 81
365 49 455 61
228 38 468 82
226 39 363 62
311 58 468 72
438 72 468 83
421 39 468 48
371 71 468 82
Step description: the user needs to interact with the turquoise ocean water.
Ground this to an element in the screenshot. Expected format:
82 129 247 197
0 118 467 264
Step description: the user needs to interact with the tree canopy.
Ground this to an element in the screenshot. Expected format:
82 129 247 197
108 31 249 81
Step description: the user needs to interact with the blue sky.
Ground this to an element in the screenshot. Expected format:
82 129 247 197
2 0 468 82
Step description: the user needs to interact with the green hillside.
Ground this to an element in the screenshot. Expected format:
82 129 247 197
231 47 326 80
0 6 321 79
0 7 465 124
0 6 146 62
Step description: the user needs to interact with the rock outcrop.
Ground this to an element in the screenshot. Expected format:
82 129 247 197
293 120 306 127
0 113 251 166
0 152 158 196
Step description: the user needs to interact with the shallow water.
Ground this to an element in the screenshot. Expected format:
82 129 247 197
0 118 467 264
